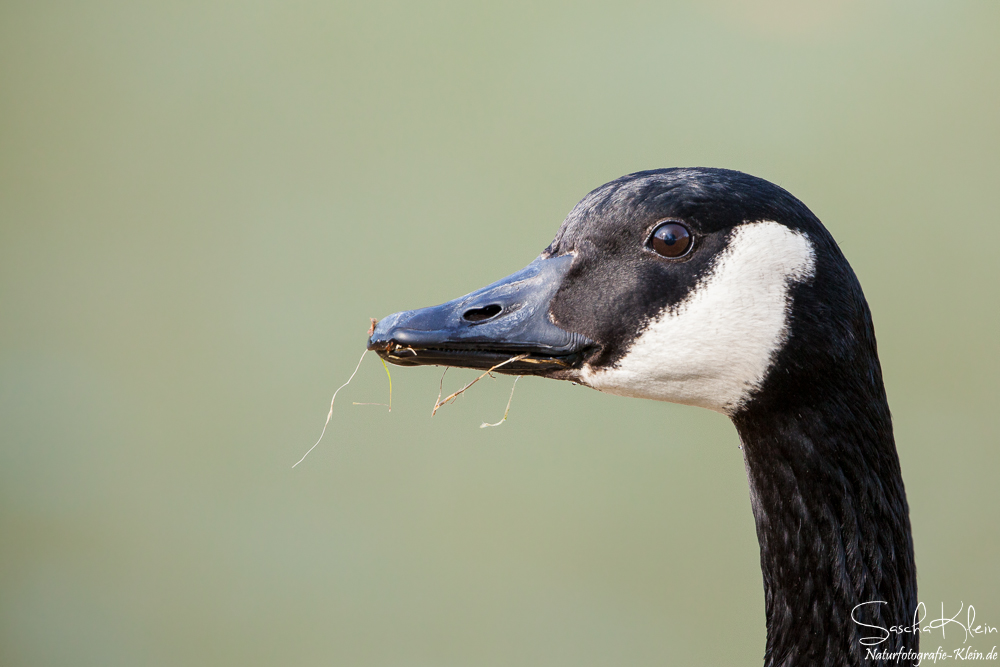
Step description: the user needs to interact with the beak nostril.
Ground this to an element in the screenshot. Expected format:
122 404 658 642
462 304 502 322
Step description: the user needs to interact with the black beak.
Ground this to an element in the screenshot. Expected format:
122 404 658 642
367 254 594 375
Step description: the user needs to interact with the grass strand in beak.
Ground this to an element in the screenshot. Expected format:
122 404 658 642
293 347 368 469
481 375 522 428
381 357 392 411
432 354 529 417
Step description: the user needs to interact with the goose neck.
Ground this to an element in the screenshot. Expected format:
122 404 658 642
733 392 917 667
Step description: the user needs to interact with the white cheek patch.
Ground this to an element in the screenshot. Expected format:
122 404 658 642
580 221 816 414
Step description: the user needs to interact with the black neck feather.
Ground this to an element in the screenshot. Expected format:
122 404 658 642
733 344 917 666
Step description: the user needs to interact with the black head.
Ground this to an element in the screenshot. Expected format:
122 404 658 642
369 168 876 416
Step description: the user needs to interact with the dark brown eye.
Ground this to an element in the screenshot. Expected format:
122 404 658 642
650 222 692 258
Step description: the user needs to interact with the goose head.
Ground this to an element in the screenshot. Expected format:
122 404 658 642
369 167 870 419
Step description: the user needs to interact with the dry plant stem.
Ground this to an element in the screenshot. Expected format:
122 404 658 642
381 358 392 411
352 357 393 409
292 348 369 469
481 375 522 428
435 368 449 411
431 354 529 416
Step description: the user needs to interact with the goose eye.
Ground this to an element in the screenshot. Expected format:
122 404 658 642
650 222 692 258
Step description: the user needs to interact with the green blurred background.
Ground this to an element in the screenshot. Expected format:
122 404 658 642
2 1 998 665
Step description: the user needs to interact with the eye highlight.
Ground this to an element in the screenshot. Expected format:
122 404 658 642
650 222 692 258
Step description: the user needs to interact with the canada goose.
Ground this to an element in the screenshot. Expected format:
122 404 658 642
367 168 916 666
